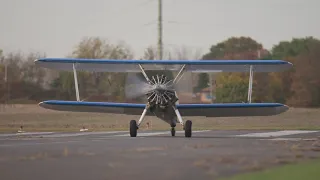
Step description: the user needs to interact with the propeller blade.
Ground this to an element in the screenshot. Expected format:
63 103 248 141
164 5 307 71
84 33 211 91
125 73 153 99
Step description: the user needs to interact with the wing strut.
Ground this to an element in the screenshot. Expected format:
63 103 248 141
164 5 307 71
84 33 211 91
135 64 152 128
138 64 153 85
72 63 80 101
173 64 186 84
247 65 253 103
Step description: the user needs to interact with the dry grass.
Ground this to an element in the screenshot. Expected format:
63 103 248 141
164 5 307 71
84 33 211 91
0 104 320 133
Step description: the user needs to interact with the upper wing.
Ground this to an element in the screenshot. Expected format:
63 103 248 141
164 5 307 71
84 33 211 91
176 103 289 117
39 100 148 115
35 58 293 73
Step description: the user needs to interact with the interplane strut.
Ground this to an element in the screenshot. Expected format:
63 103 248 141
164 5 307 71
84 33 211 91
72 63 80 102
247 65 254 103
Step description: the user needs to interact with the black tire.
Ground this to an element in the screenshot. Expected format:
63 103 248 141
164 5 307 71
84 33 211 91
184 120 192 138
130 120 137 137
171 127 176 137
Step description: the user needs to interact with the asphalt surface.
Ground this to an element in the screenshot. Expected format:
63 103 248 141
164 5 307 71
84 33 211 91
0 130 320 180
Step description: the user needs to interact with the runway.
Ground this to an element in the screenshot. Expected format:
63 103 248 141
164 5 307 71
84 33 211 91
0 130 320 180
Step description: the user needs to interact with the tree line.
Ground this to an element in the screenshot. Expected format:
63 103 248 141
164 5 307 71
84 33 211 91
0 36 319 107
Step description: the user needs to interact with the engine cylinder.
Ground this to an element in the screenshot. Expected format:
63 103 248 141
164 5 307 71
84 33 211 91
146 74 178 107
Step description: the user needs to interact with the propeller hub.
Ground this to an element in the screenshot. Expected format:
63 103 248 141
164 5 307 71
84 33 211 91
146 74 177 107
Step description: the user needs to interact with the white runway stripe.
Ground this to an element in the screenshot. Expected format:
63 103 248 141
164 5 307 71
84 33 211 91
43 131 127 138
264 138 318 141
235 130 319 138
114 132 167 137
0 132 54 137
113 130 211 137
0 131 127 138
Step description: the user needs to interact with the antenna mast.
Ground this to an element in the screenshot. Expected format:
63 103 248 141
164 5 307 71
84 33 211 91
157 0 163 60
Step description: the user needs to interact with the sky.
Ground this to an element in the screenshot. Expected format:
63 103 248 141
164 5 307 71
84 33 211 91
0 0 319 59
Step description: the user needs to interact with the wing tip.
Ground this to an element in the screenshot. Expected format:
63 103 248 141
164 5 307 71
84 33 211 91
278 104 290 114
38 101 46 108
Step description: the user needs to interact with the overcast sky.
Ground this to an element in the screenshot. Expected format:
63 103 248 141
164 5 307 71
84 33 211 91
0 0 319 59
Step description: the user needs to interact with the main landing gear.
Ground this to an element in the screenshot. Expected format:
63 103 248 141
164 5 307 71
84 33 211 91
171 127 176 137
129 120 138 137
184 120 192 138
129 119 192 138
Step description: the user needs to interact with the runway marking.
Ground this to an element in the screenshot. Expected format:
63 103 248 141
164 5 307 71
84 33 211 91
113 130 211 137
0 132 54 137
42 131 127 138
114 132 170 137
235 130 319 138
264 138 318 141
0 140 82 147
0 131 128 139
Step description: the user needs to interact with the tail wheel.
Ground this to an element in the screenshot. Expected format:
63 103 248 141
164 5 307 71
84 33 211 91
130 120 137 137
184 120 192 138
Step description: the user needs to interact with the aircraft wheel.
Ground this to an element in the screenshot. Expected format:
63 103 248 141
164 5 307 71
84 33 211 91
171 127 176 137
184 120 192 138
130 120 137 137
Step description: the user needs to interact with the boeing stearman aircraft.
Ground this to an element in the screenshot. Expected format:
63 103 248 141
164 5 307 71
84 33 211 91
35 58 293 137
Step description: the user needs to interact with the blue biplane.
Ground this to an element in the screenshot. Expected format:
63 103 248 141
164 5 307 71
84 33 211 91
35 58 293 137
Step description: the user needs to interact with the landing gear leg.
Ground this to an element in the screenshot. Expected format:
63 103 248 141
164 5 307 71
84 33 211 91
171 127 176 137
172 106 192 138
172 106 184 128
170 122 176 137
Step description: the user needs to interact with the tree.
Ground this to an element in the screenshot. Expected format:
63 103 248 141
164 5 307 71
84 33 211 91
195 73 209 92
51 37 134 101
0 49 4 82
215 73 248 103
271 37 316 59
202 36 263 60
0 51 52 103
201 37 265 103
20 52 46 87
270 36 320 105
285 40 320 107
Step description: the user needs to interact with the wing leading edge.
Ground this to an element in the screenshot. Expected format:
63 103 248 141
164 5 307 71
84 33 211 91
39 100 289 117
35 58 293 73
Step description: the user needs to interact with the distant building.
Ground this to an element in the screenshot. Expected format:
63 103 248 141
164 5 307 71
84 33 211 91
198 87 216 103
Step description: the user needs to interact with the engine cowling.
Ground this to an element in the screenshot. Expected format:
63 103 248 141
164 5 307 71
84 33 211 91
146 74 178 108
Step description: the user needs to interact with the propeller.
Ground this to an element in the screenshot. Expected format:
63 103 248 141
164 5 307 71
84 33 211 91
124 71 194 105
125 73 175 98
124 73 154 99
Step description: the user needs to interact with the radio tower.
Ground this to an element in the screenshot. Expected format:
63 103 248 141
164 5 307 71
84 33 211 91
157 0 163 60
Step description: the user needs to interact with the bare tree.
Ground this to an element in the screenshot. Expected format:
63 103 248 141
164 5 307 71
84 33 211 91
54 36 134 101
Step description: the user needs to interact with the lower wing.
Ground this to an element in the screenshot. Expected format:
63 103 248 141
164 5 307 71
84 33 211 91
39 100 288 117
39 100 147 115
177 103 288 117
